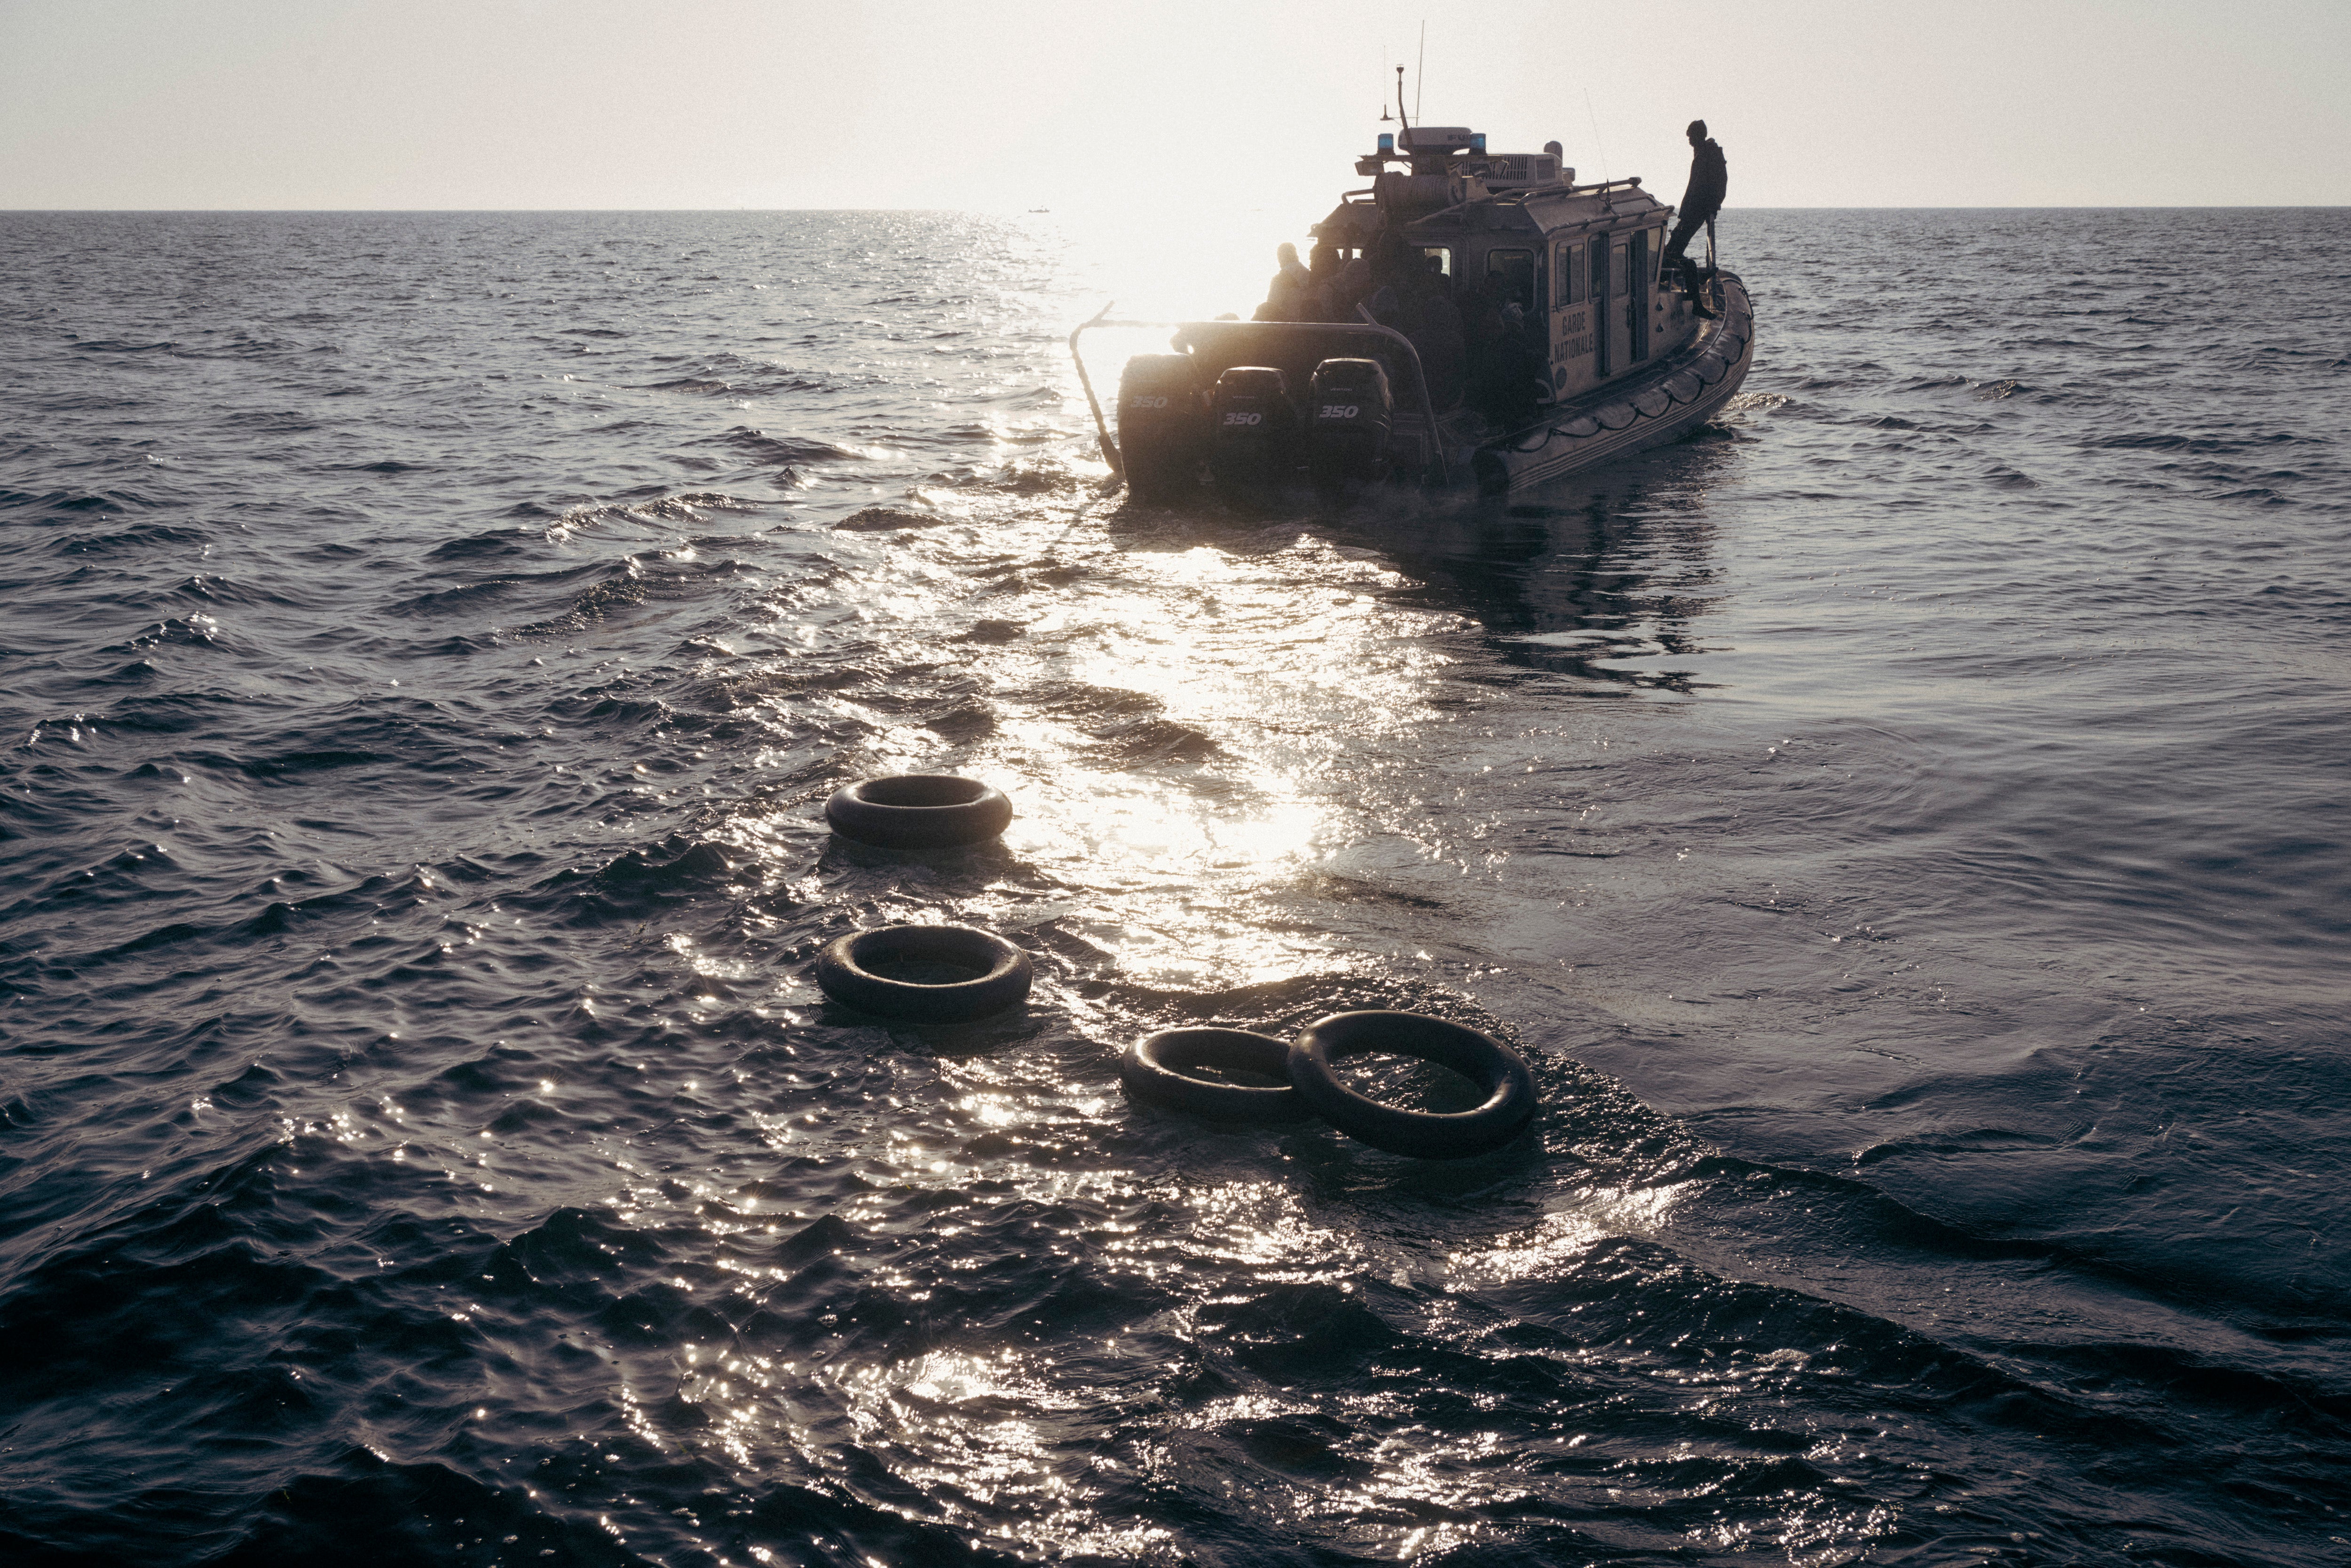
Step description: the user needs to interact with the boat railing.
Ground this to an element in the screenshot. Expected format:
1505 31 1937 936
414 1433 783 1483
1067 303 1126 474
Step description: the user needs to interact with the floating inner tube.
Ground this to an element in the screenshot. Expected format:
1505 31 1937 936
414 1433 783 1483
825 774 1013 851
1121 1027 1312 1123
814 923 1033 1023
1287 1010 1538 1158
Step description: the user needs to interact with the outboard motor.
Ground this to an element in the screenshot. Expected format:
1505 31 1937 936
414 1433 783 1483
1306 357 1393 491
1116 354 1206 500
1208 366 1297 496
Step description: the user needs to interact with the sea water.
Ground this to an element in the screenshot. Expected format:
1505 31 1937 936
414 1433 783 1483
2 208 2346 1565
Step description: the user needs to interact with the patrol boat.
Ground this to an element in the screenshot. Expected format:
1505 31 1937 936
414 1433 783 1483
1070 121 1754 497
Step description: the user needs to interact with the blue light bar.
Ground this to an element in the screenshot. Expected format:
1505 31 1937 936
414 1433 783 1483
1470 133 1486 154
1378 133 1394 155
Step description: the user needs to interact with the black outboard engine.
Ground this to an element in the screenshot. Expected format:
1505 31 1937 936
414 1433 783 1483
1116 354 1206 500
1208 366 1297 496
1306 358 1393 491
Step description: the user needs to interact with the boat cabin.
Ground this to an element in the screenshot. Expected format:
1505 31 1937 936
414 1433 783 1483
1070 111 1753 496
1311 124 1698 404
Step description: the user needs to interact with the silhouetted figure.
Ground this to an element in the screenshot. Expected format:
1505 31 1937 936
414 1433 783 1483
1299 243 1342 322
1661 118 1728 316
1465 285 1539 425
1255 242 1312 321
1332 252 1373 320
1361 230 1412 327
1403 256 1467 409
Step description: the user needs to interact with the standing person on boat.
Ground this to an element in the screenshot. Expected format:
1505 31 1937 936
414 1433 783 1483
1362 231 1409 326
1661 119 1728 317
1403 255 1467 409
1298 242 1343 322
1465 286 1540 425
1255 242 1312 321
1332 250 1374 321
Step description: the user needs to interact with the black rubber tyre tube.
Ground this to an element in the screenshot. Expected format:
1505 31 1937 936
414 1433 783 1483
824 775 1014 851
813 924 1033 1023
1286 1010 1538 1158
1121 1028 1313 1123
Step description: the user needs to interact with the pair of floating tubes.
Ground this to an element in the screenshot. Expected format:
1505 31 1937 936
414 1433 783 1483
1122 1015 1538 1159
814 776 1033 1020
811 776 1541 1158
813 775 1035 1016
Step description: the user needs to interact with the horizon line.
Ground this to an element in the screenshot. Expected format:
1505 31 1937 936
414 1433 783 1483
5 204 2350 215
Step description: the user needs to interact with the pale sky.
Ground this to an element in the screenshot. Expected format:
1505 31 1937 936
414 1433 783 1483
2 0 2345 213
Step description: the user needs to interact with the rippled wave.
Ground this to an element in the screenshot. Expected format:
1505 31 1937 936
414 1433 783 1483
2 209 2347 1567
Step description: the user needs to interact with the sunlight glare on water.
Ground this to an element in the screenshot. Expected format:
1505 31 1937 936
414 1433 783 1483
1 207 2348 1566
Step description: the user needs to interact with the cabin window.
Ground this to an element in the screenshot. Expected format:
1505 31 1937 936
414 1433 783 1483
1610 242 1629 298
1555 240 1586 306
1418 247 1453 284
1485 248 1536 313
1649 229 1665 282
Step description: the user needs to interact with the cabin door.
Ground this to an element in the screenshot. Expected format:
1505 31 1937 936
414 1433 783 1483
1628 229 1650 363
1588 236 1610 377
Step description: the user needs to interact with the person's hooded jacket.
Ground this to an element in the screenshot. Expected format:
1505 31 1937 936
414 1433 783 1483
1682 136 1728 216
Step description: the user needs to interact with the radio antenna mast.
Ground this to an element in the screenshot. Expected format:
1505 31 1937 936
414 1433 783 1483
1415 23 1425 120
1584 88 1611 185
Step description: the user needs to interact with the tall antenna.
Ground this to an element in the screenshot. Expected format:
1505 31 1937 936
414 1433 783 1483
1415 23 1425 120
1583 88 1610 185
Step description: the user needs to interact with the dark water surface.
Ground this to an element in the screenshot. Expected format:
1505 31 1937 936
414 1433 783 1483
2 209 2347 1566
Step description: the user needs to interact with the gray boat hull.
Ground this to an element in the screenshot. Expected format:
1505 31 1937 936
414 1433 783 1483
1067 271 1755 498
1469 271 1755 493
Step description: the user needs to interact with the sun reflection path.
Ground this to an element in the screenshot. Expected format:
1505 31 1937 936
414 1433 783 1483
584 455 1925 1566
918 526 1479 988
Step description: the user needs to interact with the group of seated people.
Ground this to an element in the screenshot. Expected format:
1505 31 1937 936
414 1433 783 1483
1253 235 1546 424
